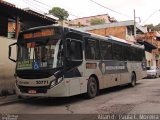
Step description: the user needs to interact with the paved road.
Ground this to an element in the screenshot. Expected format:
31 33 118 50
0 78 160 119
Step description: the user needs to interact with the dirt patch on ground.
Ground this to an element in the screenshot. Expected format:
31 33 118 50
97 104 136 114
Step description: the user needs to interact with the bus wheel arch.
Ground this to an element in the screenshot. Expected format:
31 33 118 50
86 74 99 98
130 71 136 87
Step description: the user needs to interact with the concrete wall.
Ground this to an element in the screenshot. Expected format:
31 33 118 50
145 51 156 68
0 36 17 95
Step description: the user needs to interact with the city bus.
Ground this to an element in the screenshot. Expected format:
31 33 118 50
9 25 146 98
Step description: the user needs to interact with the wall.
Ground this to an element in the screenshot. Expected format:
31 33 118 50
88 26 126 40
71 14 110 26
145 51 156 67
0 37 16 95
0 16 8 37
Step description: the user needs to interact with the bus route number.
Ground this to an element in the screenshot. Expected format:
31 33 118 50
36 81 48 85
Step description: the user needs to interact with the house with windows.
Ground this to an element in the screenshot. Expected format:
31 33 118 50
137 31 160 68
0 0 57 95
69 14 116 27
77 20 147 42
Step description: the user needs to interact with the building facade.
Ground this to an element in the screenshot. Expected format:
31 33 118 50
0 0 57 95
78 20 147 42
70 14 116 27
137 31 160 67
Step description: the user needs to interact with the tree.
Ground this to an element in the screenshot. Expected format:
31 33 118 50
144 24 154 31
90 18 105 25
49 7 69 21
144 23 160 31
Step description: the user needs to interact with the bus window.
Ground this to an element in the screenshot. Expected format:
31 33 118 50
112 43 122 60
100 41 112 60
67 39 82 60
121 45 127 61
85 38 100 60
126 46 132 61
137 48 143 61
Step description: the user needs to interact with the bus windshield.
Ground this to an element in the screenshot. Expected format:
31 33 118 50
17 39 63 70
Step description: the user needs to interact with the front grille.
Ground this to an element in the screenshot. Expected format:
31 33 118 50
16 70 53 79
18 86 49 93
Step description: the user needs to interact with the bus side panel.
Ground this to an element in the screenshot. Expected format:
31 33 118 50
67 78 81 96
82 61 104 89
79 77 88 94
126 62 144 83
120 62 130 85
130 62 142 81
135 63 142 80
101 74 113 88
120 73 130 85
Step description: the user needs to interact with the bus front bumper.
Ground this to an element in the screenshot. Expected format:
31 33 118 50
15 80 69 97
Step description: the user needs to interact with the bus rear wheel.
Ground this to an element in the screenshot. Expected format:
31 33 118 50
86 76 98 98
130 73 136 87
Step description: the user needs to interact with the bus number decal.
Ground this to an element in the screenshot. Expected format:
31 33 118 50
36 81 48 84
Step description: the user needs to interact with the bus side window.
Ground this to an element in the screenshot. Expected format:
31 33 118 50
112 43 121 60
100 41 112 60
122 46 129 61
67 40 82 60
85 38 100 60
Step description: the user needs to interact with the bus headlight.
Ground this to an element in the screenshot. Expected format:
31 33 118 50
50 77 63 88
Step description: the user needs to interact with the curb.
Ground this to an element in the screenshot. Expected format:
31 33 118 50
0 96 38 106
0 95 22 106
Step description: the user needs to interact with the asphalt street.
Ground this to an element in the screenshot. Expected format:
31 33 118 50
0 78 160 120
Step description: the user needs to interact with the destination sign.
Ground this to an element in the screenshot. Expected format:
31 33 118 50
23 29 55 39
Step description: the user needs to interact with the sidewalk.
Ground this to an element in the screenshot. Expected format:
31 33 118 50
0 95 20 106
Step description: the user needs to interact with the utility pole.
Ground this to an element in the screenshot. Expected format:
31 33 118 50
134 9 136 41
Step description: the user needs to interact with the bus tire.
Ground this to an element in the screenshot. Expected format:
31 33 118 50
86 76 98 98
130 72 136 87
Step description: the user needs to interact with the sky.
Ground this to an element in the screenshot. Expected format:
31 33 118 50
4 0 160 25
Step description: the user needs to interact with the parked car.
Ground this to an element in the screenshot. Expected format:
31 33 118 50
146 66 160 78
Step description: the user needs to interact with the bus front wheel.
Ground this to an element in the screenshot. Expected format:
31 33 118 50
86 76 98 98
130 73 136 87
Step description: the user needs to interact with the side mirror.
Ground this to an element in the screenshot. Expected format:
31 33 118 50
8 43 17 62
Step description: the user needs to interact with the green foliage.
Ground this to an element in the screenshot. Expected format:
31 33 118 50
90 18 106 25
49 7 69 21
144 23 160 31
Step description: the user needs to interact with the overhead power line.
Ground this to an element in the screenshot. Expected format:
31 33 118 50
142 9 160 25
28 0 49 10
89 0 131 18
22 0 46 14
32 0 51 8
31 0 80 18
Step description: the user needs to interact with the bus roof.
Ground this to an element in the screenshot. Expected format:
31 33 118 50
20 25 144 49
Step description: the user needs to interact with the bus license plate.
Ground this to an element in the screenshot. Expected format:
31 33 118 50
28 90 37 94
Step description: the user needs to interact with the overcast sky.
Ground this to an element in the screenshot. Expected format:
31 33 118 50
5 0 160 25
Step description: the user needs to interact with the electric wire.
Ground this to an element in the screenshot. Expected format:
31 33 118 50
142 9 160 25
22 0 46 14
89 0 132 18
30 0 80 18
